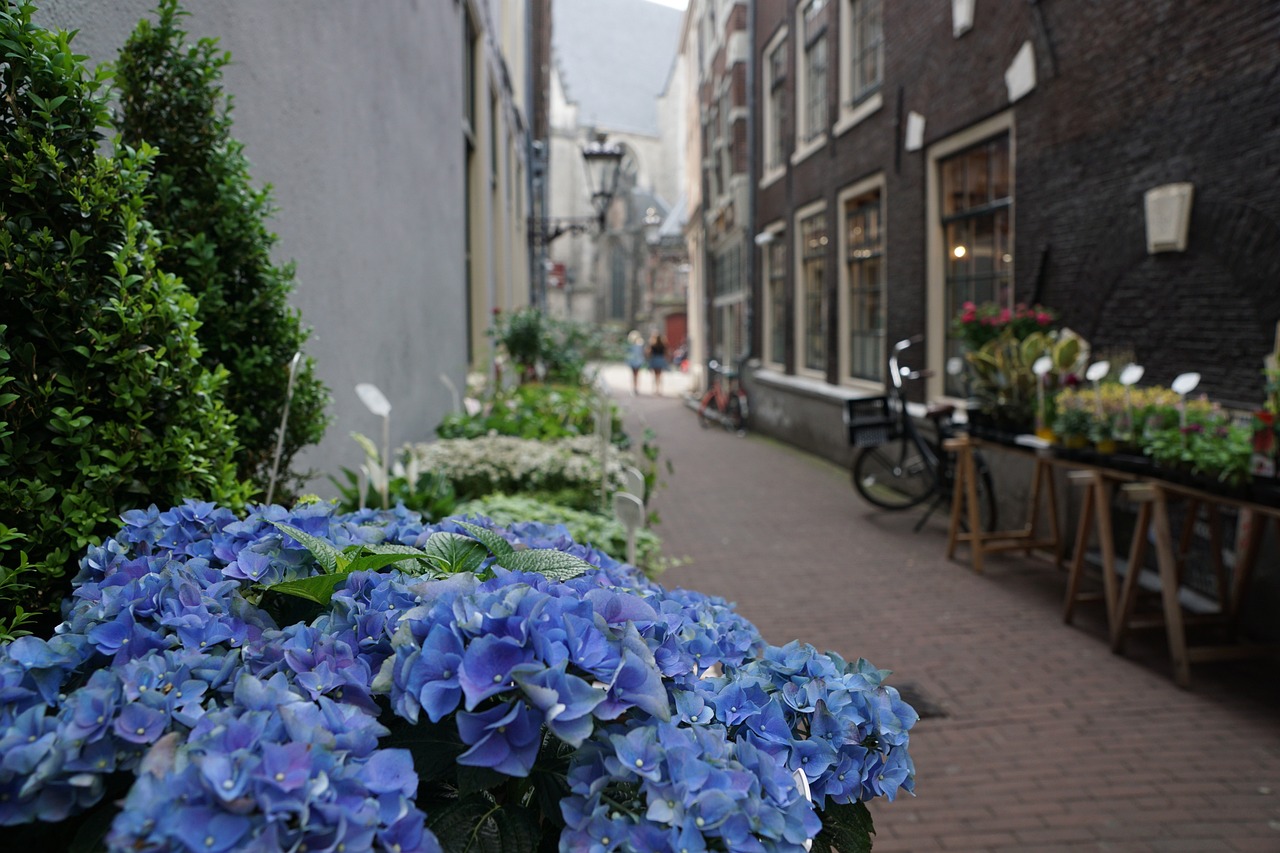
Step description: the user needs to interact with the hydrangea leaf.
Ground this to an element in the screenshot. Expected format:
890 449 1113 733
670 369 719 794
428 795 537 853
495 549 593 581
815 800 875 853
263 573 349 606
457 764 508 797
271 521 344 573
344 551 435 576
453 521 517 558
379 716 465 784
420 532 491 574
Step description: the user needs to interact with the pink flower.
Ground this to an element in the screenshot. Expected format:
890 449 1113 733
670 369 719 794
997 308 1012 323
1036 312 1052 325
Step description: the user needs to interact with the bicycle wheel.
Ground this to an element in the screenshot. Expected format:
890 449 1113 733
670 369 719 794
697 394 716 429
852 437 937 510
725 395 744 432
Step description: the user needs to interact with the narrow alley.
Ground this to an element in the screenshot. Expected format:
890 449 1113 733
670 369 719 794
602 365 1280 853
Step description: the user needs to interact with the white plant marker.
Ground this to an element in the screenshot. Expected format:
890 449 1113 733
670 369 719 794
356 383 392 509
265 351 303 506
621 466 646 501
1171 372 1200 429
596 389 611 513
1033 355 1053 428
1086 361 1110 419
612 492 644 567
1119 364 1144 436
792 768 815 852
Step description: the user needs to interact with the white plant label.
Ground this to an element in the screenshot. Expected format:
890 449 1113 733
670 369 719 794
1085 361 1110 382
1171 372 1200 395
1119 364 1145 386
355 383 391 417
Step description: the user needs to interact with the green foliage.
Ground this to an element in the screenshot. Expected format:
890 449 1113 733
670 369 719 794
1140 403 1253 486
814 801 876 853
455 494 665 575
490 307 610 385
407 436 632 512
114 0 331 497
330 432 458 519
437 383 626 446
0 3 247 628
262 519 592 607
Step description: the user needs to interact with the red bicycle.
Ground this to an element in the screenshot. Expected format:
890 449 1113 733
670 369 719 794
697 359 748 433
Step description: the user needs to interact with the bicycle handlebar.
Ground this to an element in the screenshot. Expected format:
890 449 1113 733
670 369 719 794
888 336 925 390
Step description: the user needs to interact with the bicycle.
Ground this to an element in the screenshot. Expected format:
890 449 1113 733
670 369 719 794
697 359 749 433
845 336 997 532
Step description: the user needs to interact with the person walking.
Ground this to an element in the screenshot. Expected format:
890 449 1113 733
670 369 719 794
647 332 668 396
625 330 646 395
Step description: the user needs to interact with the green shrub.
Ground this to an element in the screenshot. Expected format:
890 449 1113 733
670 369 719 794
407 435 632 511
490 307 611 385
454 494 665 576
114 0 330 497
0 1 248 632
436 382 627 445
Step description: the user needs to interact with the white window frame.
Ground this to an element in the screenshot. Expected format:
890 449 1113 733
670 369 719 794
925 110 1015 401
761 25 789 189
834 0 884 137
836 173 886 390
760 219 788 371
793 198 829 380
792 0 829 166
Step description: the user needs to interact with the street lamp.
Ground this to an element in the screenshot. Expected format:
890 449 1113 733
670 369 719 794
531 133 625 246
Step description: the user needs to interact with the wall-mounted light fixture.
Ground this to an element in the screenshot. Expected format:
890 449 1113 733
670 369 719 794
1144 183 1194 254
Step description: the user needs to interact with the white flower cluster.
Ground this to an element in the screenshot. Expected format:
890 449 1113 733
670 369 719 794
406 435 631 497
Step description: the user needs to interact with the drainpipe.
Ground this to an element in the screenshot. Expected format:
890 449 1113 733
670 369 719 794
743 0 758 364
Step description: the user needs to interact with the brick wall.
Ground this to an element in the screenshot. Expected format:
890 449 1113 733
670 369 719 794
754 0 1280 402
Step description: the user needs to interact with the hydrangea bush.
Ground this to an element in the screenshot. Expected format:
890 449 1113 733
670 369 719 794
0 501 915 851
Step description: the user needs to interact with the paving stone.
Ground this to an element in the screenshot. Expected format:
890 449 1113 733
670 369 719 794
602 365 1280 852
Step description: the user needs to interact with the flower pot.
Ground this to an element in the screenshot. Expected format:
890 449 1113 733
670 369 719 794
1094 438 1118 455
1062 434 1088 450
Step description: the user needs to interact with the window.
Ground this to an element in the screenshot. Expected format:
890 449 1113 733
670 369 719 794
845 0 883 104
799 0 829 147
763 230 787 367
843 188 884 382
762 30 788 180
711 241 747 366
939 134 1011 395
796 208 828 374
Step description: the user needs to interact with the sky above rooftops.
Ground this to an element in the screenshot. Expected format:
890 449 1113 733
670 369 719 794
553 0 684 137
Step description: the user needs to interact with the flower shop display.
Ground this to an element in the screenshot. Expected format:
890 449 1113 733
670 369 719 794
0 500 916 851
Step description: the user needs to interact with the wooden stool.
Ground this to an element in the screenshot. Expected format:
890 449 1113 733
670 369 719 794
945 435 1061 573
1063 469 1121 631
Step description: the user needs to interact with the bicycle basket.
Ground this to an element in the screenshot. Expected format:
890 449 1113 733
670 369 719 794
844 396 900 448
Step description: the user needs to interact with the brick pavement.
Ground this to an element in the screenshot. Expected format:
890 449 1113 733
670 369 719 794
600 365 1280 852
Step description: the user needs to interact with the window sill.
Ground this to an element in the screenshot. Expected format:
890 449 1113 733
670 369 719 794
833 91 883 138
790 134 827 167
753 368 937 419
759 166 785 190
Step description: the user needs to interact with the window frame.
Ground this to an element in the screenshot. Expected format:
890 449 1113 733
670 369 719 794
760 220 788 371
793 0 829 164
925 111 1015 400
793 199 830 379
761 25 789 188
834 0 884 136
837 175 886 388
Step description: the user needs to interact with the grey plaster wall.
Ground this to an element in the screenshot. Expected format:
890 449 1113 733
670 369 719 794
36 1 469 493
